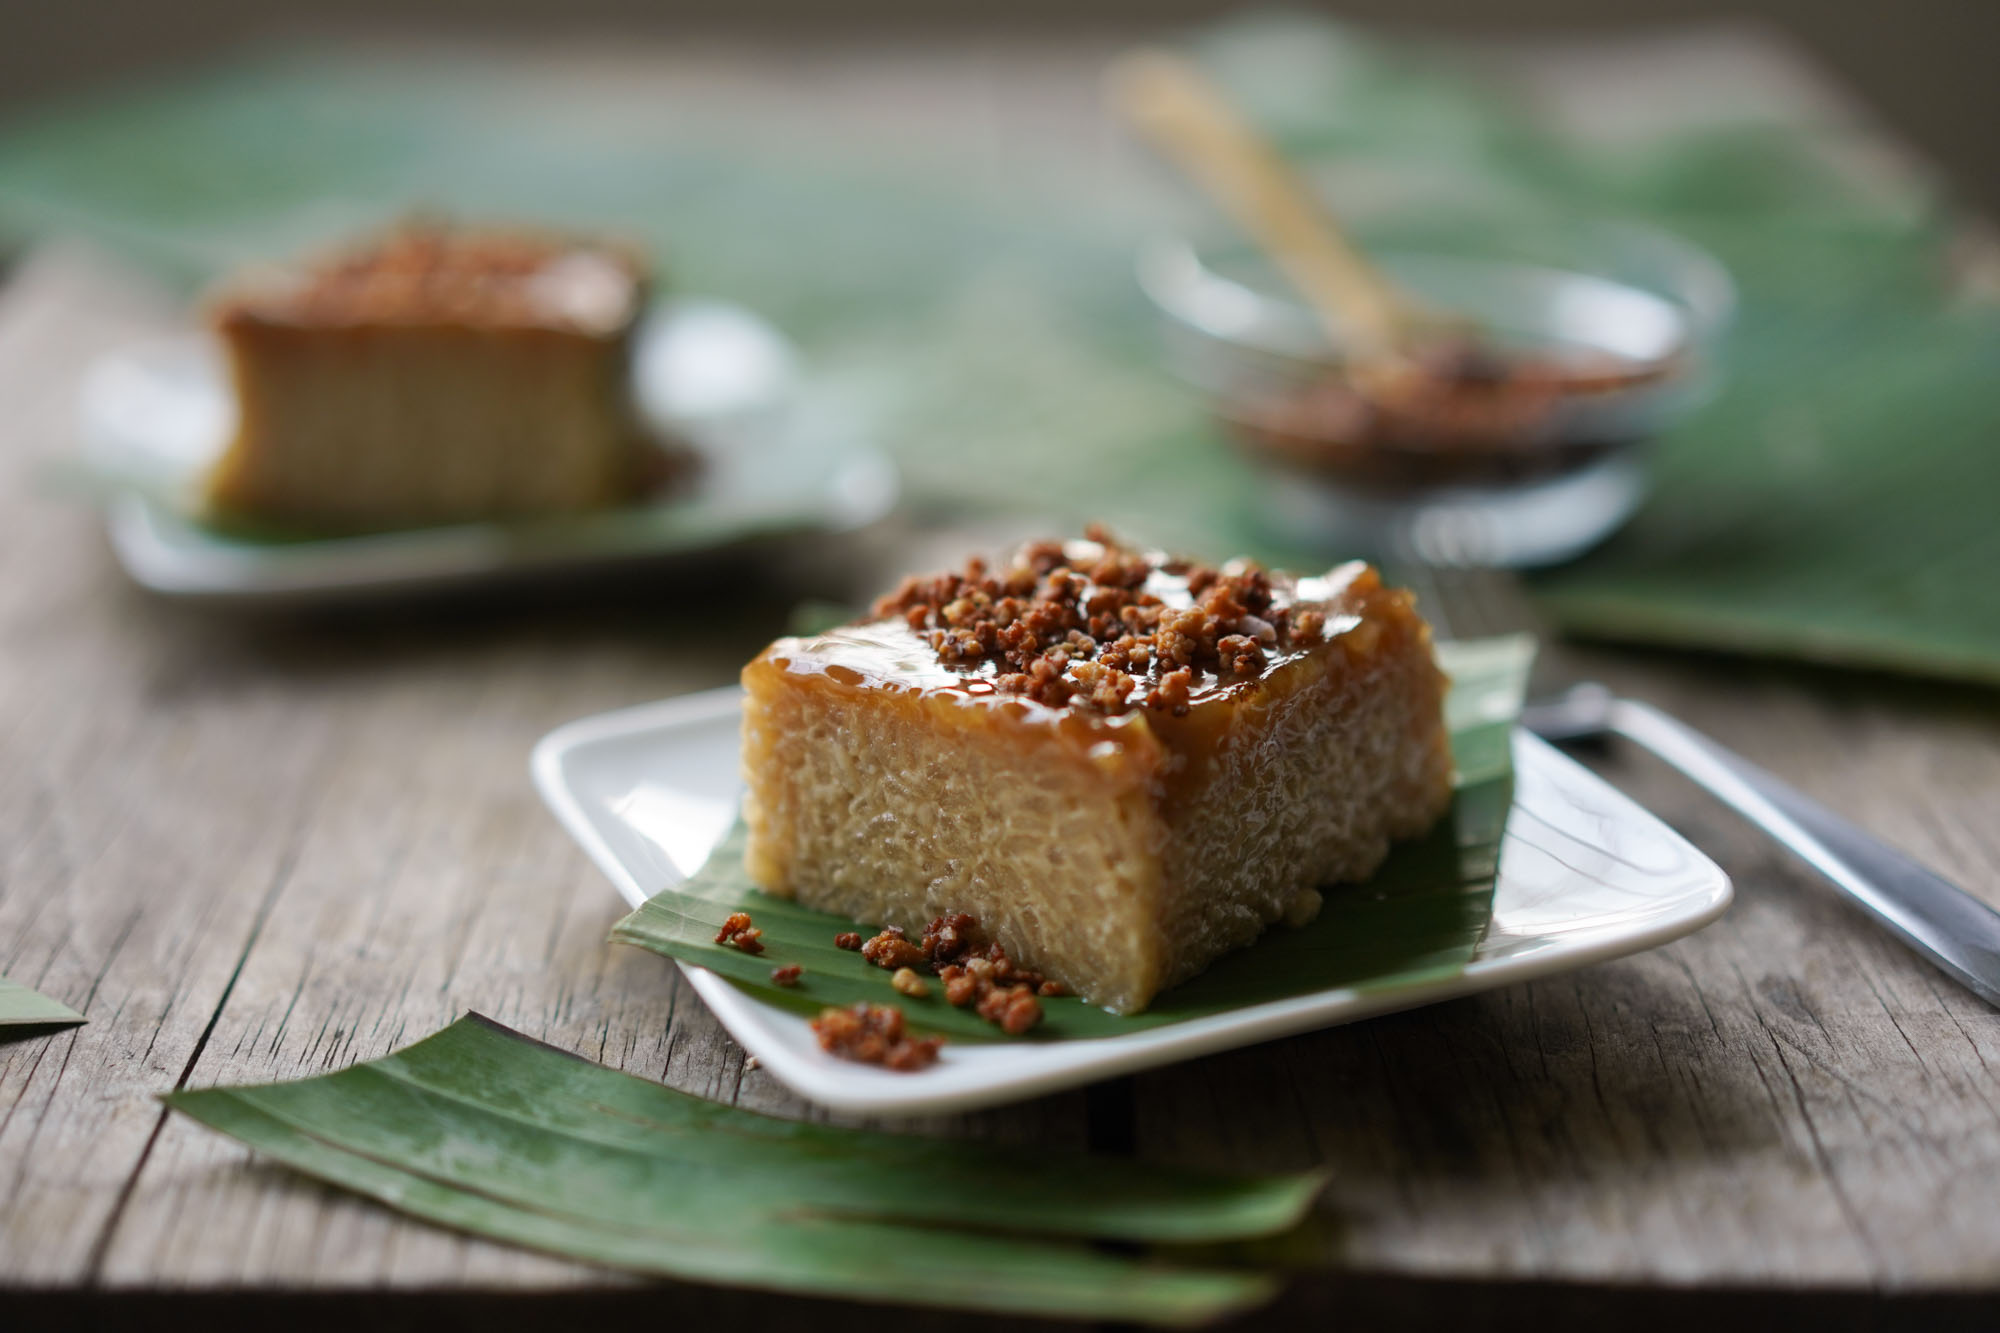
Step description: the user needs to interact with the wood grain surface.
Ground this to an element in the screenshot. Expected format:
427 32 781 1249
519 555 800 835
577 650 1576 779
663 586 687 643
4 28 2000 1333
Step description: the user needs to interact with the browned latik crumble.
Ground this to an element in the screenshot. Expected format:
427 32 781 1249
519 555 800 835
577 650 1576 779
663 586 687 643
811 1003 943 1072
859 926 926 971
849 910 1050 1036
920 912 984 967
975 981 1045 1037
221 223 644 331
833 931 864 951
924 916 1048 1034
769 964 803 987
868 525 1330 717
938 955 1045 1036
714 911 764 955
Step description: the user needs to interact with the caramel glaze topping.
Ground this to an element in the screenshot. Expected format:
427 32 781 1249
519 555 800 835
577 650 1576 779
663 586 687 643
212 222 645 335
815 526 1369 718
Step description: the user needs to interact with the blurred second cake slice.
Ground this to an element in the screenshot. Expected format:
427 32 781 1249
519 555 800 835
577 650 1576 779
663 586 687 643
205 222 684 529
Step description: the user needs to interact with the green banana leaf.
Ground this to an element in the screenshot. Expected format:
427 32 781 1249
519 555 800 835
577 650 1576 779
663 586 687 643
611 635 1530 1039
3 19 1991 681
165 1014 1321 1324
1528 294 2000 686
0 973 84 1029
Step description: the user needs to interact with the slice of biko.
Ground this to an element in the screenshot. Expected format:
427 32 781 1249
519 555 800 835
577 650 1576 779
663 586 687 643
739 532 1453 1015
204 223 662 529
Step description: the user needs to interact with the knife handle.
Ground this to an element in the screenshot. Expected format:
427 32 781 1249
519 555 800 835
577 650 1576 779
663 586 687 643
1611 698 2000 1008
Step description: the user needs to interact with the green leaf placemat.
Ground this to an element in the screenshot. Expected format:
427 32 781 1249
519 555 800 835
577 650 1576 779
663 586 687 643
0 973 84 1029
1527 291 2000 685
612 634 1531 1037
4 17 1986 680
166 1013 1319 1324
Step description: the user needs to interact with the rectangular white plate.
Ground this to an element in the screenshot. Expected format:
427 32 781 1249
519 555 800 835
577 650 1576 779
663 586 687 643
533 687 1731 1116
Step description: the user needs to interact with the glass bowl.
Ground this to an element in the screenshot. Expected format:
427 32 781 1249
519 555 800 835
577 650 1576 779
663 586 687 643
1139 214 1735 567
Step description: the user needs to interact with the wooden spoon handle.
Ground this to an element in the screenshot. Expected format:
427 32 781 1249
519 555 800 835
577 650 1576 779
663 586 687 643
1107 48 1416 360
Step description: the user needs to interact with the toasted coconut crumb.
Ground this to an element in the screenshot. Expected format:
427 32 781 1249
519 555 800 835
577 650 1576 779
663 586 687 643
770 964 803 987
940 965 979 1007
810 1003 943 1072
860 930 927 970
869 528 1335 716
835 911 1062 1034
1000 990 1044 1035
714 912 764 955
917 915 1051 1034
975 984 1044 1035
920 912 984 967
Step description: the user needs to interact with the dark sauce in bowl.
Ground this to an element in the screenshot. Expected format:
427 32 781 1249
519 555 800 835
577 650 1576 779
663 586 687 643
1224 335 1676 496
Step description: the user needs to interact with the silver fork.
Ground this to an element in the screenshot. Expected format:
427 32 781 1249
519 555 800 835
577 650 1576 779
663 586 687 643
1522 683 2000 1008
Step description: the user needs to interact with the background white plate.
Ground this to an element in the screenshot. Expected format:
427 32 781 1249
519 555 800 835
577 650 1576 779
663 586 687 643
533 686 1733 1117
77 299 898 600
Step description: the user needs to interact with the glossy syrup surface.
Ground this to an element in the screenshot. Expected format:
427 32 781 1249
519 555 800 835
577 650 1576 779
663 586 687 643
762 539 1374 724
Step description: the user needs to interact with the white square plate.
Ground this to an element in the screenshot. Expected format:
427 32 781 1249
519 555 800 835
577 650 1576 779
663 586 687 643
533 685 1732 1116
77 300 897 600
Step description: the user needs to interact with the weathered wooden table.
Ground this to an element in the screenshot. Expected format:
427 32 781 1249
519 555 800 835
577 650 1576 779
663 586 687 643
6 27 2000 1332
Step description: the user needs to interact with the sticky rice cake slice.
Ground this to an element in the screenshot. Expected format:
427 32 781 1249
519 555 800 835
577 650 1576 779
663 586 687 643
205 225 655 528
739 541 1453 1015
